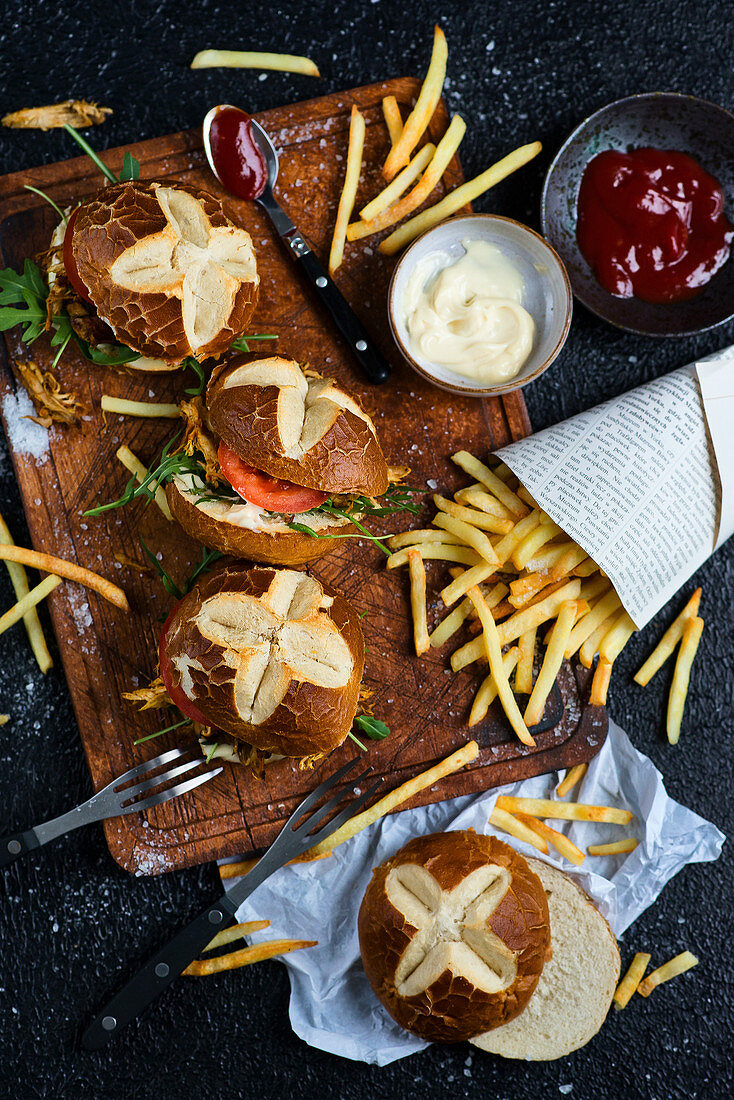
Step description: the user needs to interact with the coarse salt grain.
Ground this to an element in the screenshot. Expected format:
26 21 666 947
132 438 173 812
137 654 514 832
2 388 50 460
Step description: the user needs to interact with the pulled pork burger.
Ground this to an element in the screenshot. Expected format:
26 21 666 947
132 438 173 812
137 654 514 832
166 354 403 566
159 563 364 758
46 178 259 369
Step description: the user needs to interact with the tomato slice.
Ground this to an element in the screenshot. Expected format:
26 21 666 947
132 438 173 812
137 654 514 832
159 604 209 725
217 440 328 513
62 206 94 305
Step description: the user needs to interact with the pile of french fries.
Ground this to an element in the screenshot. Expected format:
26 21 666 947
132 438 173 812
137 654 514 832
387 451 704 745
329 26 541 272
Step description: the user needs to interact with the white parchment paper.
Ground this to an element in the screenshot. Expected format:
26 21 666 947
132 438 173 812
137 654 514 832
221 720 724 1066
496 348 734 629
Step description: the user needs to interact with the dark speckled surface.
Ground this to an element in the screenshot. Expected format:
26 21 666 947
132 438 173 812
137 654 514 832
0 2 732 1098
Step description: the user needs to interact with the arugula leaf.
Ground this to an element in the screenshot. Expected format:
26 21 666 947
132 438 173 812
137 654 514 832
183 356 207 397
347 730 368 751
140 538 183 600
229 333 278 354
183 547 223 593
354 715 391 740
119 151 141 181
133 717 191 745
287 484 422 556
63 124 118 183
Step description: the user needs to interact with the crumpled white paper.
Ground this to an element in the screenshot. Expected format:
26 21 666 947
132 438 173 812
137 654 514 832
222 720 724 1066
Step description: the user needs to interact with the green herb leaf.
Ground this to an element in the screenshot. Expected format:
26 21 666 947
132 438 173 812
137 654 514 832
63 124 118 184
354 715 391 741
183 356 207 396
140 538 183 600
229 333 278 354
182 547 223 594
203 741 220 764
119 151 141 181
23 184 68 225
133 717 191 745
286 484 422 557
347 730 368 752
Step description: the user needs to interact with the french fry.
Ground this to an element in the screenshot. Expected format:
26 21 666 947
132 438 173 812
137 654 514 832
433 512 499 566
116 445 172 521
613 952 652 1009
381 95 403 145
634 588 702 686
190 49 320 76
579 616 615 669
587 838 638 856
573 559 600 577
348 114 465 241
407 548 430 655
379 141 542 254
455 486 515 521
590 658 612 706
490 806 548 853
433 494 513 535
387 544 482 570
556 763 587 798
219 851 332 880
524 600 577 725
388 528 463 549
0 546 129 611
515 626 536 695
306 741 479 857
512 520 561 570
495 795 633 825
469 646 519 726
360 143 435 220
0 715 8 726
564 589 622 658
514 812 585 865
329 105 365 275
510 545 588 606
0 511 53 673
205 921 270 950
492 511 543 567
578 575 612 606
382 25 447 179
451 452 528 517
101 395 180 418
598 611 636 663
0 574 63 636
440 562 498 606
524 542 577 574
666 616 703 745
183 938 318 976
429 583 508 648
451 579 582 669
637 951 698 997
466 586 534 746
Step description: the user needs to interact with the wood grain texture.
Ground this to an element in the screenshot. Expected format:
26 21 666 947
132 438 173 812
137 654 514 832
0 79 606 875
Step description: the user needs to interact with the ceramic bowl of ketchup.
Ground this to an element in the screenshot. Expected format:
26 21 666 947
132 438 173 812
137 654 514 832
542 93 734 336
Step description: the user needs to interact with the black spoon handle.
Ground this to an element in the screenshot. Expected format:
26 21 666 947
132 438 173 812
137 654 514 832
291 245 391 385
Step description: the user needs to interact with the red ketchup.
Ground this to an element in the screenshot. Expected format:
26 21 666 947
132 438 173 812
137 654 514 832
577 148 733 303
207 106 268 200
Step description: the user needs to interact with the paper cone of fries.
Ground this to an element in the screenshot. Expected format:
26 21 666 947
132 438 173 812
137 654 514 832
496 348 734 628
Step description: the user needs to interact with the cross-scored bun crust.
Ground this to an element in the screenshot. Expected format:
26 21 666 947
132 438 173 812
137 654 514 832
163 564 364 757
72 180 259 362
206 356 389 496
358 831 551 1043
471 858 620 1060
166 477 353 565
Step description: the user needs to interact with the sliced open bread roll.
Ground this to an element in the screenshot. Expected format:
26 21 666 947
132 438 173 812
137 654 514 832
471 858 620 1061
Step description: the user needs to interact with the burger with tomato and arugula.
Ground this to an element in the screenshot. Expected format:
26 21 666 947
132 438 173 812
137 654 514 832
91 353 418 564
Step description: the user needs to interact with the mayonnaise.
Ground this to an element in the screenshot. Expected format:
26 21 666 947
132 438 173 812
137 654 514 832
403 238 535 384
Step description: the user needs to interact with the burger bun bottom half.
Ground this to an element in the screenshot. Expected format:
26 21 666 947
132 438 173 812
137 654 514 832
471 858 620 1061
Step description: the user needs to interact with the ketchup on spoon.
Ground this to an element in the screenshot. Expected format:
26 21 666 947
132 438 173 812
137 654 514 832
577 147 733 303
207 106 268 201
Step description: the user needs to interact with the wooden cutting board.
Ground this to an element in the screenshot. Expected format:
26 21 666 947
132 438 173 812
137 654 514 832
0 79 607 874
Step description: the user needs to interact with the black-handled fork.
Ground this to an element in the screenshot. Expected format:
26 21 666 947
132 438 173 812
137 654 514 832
0 742 222 869
82 755 381 1050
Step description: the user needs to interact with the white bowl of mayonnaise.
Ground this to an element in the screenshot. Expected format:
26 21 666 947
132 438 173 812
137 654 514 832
388 214 572 396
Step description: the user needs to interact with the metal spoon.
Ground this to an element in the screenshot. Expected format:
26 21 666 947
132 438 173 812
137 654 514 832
203 105 391 386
